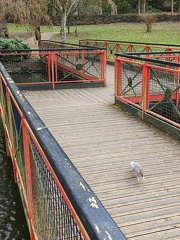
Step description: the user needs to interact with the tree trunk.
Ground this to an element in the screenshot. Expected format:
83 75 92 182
0 17 9 38
171 0 174 15
35 25 41 48
142 0 146 13
97 0 103 14
60 9 67 43
138 0 141 15
52 0 57 16
107 0 117 15
146 23 152 32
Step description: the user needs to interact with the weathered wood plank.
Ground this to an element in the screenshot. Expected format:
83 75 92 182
23 65 180 239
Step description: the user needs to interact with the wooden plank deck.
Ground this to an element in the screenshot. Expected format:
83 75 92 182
23 65 180 240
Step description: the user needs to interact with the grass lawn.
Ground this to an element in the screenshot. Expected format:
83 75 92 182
8 22 180 45
52 22 180 45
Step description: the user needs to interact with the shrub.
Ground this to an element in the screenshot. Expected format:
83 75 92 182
0 37 30 50
116 0 135 14
141 13 156 32
0 37 31 62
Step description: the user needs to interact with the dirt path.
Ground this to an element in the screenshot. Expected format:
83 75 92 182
25 32 59 49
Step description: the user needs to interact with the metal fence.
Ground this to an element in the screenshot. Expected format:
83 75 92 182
114 51 180 139
0 62 126 239
40 40 106 88
0 43 106 90
79 39 180 62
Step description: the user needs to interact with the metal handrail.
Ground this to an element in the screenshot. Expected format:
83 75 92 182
0 61 126 239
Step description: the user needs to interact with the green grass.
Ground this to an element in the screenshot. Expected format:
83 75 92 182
8 24 55 32
52 22 180 45
8 22 180 45
8 24 55 39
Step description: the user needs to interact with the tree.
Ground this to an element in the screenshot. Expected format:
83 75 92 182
100 0 117 15
77 0 103 16
177 0 180 13
138 0 141 14
141 12 155 32
48 0 117 42
171 0 174 14
48 0 81 42
142 0 146 13
106 0 117 14
0 0 51 43
138 0 146 14
49 0 117 43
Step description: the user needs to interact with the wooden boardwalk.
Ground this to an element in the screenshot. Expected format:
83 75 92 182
23 65 180 240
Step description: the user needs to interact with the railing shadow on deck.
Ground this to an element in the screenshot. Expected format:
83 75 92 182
0 62 126 239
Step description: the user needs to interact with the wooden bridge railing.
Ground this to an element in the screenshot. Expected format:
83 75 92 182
0 62 126 239
114 51 180 139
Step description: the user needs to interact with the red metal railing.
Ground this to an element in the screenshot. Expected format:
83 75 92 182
0 62 126 239
79 39 180 62
40 40 107 87
0 68 89 239
114 52 180 131
0 45 106 90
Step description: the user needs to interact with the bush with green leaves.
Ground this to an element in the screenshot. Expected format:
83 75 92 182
116 0 135 14
0 37 31 62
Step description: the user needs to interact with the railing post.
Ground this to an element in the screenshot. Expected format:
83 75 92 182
6 87 17 182
4 127 11 157
22 117 36 240
51 52 55 90
81 49 85 73
100 50 106 86
175 57 180 107
115 43 119 54
86 40 89 46
129 44 133 53
104 42 108 59
54 52 58 83
47 53 51 83
141 62 150 119
114 57 122 97
6 88 14 153
145 46 151 57
0 80 11 157
165 47 172 62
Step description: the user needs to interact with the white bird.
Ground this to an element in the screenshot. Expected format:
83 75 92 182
130 162 145 180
